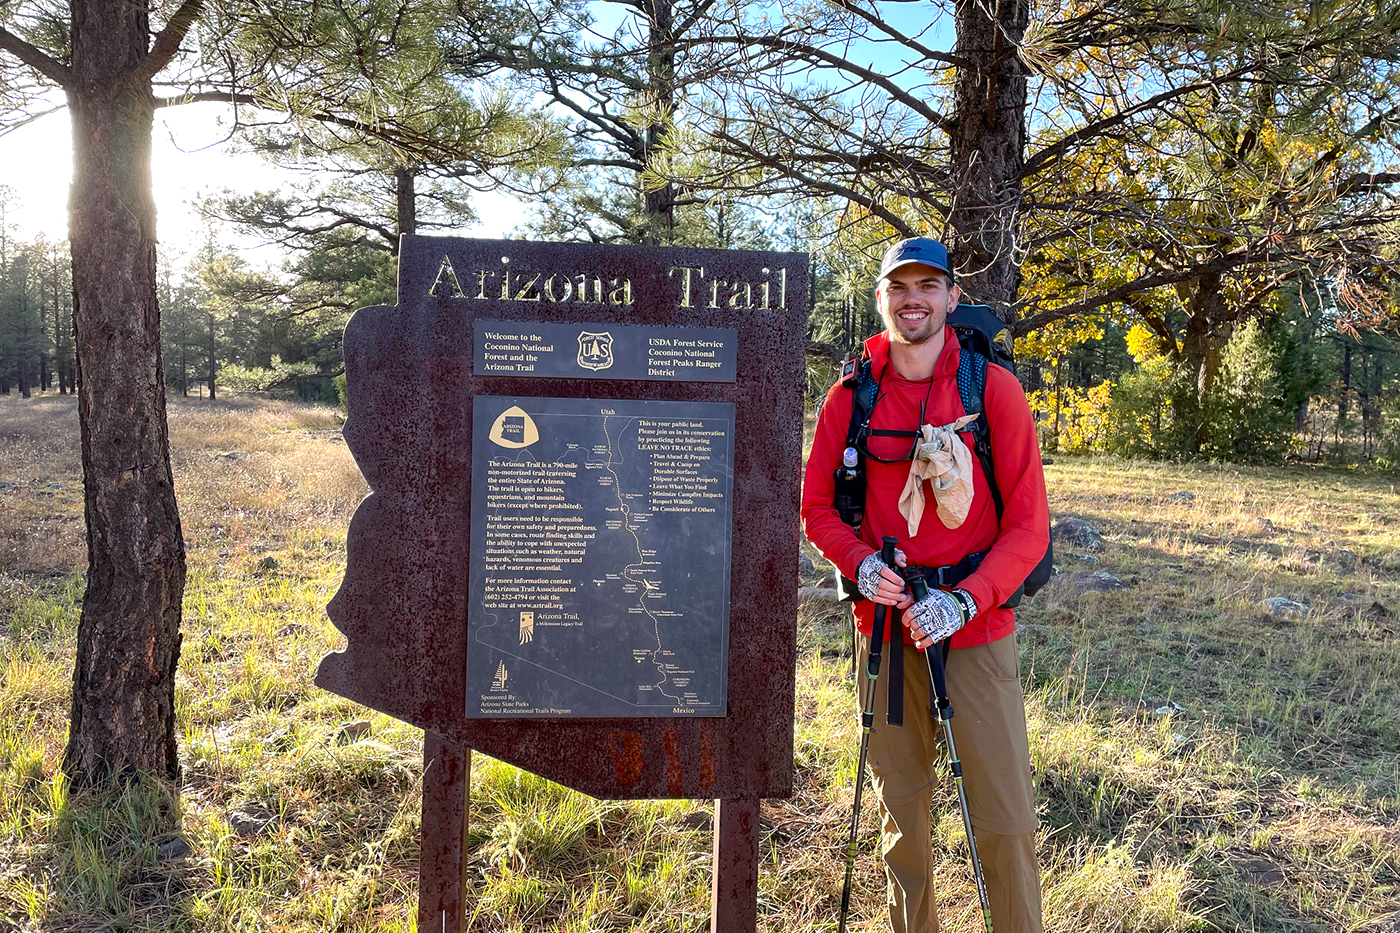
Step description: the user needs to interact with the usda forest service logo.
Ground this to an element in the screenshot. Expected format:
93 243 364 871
576 331 614 371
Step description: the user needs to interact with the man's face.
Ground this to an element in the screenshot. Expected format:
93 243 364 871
876 263 960 346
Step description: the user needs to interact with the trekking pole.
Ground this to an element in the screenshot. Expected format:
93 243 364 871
837 536 900 933
907 572 994 933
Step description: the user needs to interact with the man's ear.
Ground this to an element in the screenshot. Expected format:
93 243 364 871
948 282 961 307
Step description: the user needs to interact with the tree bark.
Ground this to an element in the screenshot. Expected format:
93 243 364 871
948 0 1029 319
640 0 677 245
394 164 417 245
207 313 217 401
63 0 186 787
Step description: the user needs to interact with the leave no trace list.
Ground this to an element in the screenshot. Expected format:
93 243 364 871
467 396 735 718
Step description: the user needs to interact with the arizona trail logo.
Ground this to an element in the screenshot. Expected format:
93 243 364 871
576 330 614 371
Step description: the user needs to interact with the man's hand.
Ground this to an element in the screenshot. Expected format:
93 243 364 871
905 588 968 649
856 549 913 608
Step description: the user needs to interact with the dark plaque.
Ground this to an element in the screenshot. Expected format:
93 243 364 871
474 320 738 382
467 396 734 717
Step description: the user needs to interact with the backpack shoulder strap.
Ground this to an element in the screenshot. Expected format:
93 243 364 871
956 348 1004 518
844 358 877 448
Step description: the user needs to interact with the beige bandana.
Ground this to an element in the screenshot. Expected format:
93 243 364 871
897 414 979 535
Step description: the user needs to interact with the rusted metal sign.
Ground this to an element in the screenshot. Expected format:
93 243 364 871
317 235 807 931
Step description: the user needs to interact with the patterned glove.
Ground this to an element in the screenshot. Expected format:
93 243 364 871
856 552 889 602
907 588 972 645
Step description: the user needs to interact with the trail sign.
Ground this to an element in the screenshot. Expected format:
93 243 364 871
318 235 808 931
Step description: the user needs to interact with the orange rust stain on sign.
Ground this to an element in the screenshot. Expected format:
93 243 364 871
605 730 645 787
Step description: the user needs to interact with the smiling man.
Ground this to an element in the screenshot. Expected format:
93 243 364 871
802 237 1048 933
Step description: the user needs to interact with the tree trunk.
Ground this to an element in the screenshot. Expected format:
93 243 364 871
63 0 186 787
1337 341 1352 455
949 0 1029 318
207 313 217 401
1178 272 1232 453
394 164 417 246
640 0 676 245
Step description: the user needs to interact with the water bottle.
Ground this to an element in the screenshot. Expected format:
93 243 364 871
833 446 865 529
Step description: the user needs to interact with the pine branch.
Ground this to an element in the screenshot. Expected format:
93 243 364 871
0 24 72 86
136 0 205 84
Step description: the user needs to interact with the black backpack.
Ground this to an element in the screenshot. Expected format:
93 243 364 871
833 303 1054 607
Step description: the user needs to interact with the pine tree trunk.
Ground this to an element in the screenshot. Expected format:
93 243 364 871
394 165 417 245
63 0 186 787
207 313 217 401
640 0 676 245
949 0 1029 318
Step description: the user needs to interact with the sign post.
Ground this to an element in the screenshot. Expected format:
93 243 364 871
317 235 808 930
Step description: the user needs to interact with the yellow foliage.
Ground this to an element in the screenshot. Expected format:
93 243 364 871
1029 381 1116 454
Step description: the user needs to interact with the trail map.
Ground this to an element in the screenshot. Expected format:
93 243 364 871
466 396 734 718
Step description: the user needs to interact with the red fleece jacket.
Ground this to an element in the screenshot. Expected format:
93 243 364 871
801 328 1049 648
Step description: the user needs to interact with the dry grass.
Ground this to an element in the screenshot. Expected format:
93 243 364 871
2 394 1398 932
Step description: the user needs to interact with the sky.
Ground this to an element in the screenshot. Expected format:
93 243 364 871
0 99 520 270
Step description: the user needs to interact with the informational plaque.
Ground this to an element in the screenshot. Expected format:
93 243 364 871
467 395 735 718
473 320 738 382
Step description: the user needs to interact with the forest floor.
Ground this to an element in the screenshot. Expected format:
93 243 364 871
1 392 1398 932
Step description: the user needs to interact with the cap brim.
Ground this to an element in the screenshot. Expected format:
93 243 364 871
878 258 953 280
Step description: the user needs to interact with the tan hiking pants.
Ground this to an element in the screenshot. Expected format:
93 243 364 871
856 631 1042 933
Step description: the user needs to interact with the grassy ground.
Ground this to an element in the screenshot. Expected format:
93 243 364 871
1 392 1397 932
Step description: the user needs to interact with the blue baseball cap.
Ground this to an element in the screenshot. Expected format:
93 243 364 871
877 236 954 283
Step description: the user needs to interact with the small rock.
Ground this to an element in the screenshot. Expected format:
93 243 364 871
1070 551 1100 564
1041 458 1054 466
257 556 278 571
1153 700 1187 717
1051 518 1103 551
1259 596 1309 618
798 554 816 575
333 720 372 744
0 482 16 491
1259 543 1283 558
1251 517 1276 533
220 451 242 460
1168 491 1195 502
798 586 839 602
1067 571 1128 592
156 836 192 860
1364 601 1393 621
228 804 280 837
679 810 711 830
1326 549 1359 570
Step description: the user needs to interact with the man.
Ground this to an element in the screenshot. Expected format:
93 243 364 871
801 237 1048 933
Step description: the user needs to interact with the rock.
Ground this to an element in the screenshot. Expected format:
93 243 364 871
798 587 839 602
220 451 242 460
798 554 816 575
1041 458 1054 465
1069 551 1100 564
1250 517 1276 533
1153 700 1187 717
1051 518 1103 551
1168 491 1195 501
257 556 278 571
1259 596 1309 618
333 720 372 744
1067 571 1128 592
1259 543 1284 558
156 836 192 860
228 804 280 837
679 810 711 830
1326 549 1359 570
